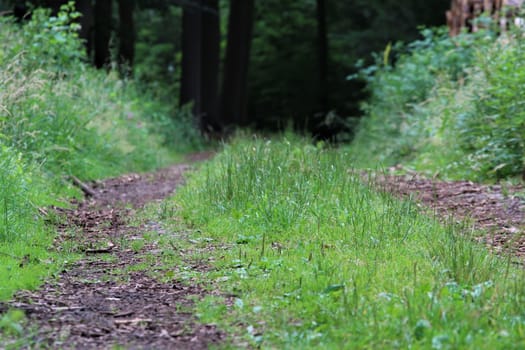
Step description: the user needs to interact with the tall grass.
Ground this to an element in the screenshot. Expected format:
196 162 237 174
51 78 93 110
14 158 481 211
176 137 525 348
0 4 203 300
350 25 525 181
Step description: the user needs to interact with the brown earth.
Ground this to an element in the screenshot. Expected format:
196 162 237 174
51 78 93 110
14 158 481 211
1 155 224 349
370 169 525 260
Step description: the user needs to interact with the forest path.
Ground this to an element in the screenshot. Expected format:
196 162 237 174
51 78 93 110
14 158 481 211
2 153 222 349
371 170 525 261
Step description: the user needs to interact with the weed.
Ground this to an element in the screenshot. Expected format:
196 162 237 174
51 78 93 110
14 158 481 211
350 25 525 181
175 137 525 348
0 2 202 302
0 309 25 336
131 239 145 253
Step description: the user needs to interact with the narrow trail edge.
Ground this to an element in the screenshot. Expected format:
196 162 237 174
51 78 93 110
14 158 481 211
370 170 525 260
1 155 224 349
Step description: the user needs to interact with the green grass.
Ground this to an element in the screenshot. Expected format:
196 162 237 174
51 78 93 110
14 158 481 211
0 5 203 303
173 136 525 349
349 26 525 182
0 146 78 300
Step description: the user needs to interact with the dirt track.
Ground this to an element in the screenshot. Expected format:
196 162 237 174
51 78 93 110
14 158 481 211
372 171 525 260
1 157 223 349
1 155 524 348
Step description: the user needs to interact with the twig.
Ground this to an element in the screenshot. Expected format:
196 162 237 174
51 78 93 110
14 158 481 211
84 242 115 254
70 175 96 197
52 306 84 312
85 248 113 254
114 318 153 325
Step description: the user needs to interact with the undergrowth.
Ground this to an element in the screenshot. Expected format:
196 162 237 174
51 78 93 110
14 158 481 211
0 3 202 301
174 137 525 348
350 25 525 182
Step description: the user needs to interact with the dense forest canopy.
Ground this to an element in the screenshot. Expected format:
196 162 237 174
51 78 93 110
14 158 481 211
0 0 449 138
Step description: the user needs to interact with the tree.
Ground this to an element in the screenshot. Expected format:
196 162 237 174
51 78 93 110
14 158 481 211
118 0 136 71
179 0 220 133
94 0 112 68
220 0 255 127
316 0 328 113
45 0 66 14
180 0 203 119
76 0 94 57
200 0 220 132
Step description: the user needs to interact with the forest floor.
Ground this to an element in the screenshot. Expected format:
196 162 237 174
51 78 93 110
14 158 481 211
1 152 223 349
371 168 525 260
1 158 524 349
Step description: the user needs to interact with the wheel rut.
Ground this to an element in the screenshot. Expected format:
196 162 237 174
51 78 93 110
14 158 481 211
372 170 525 260
1 157 223 349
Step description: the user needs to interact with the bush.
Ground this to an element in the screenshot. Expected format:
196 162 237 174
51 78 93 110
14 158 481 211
457 37 525 179
350 25 525 181
350 28 491 167
0 4 202 184
0 3 84 73
0 2 203 300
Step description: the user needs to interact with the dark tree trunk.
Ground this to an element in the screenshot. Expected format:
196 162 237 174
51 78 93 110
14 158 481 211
46 0 67 15
220 0 255 127
316 0 328 113
200 0 221 133
13 2 31 22
76 0 94 58
94 0 112 69
180 0 203 120
118 0 136 71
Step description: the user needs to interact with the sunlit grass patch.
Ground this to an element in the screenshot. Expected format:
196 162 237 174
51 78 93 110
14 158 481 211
175 137 525 349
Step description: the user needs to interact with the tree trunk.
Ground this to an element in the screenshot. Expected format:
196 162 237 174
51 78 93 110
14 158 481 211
180 0 203 119
76 0 94 58
220 0 255 127
316 0 328 113
46 0 67 15
118 0 136 71
200 0 221 133
94 0 112 69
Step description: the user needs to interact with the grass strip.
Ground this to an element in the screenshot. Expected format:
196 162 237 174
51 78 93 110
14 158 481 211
174 136 525 349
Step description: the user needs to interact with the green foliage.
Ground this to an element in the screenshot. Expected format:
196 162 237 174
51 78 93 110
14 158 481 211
3 3 84 72
175 137 525 348
1 5 201 182
350 25 525 181
351 28 490 165
457 37 525 179
0 4 202 301
360 27 484 103
0 147 39 242
0 309 26 336
134 5 182 99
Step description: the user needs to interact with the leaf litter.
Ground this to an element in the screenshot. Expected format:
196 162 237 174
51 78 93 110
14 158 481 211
0 153 224 349
371 169 525 260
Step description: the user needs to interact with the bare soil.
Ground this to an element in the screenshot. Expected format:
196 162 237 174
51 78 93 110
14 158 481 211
1 155 224 349
372 170 525 260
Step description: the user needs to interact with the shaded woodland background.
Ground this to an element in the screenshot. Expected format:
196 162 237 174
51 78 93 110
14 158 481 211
0 0 450 139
